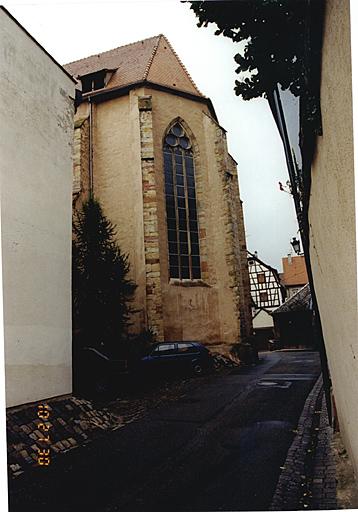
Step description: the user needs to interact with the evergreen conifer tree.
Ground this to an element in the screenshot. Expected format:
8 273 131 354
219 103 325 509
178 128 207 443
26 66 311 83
72 197 136 355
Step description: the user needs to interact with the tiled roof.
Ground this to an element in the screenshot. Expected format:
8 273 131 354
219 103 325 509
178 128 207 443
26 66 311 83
64 34 203 97
281 255 309 286
273 284 311 314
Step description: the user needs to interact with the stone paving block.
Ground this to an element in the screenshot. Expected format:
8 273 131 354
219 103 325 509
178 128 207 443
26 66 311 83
270 376 338 511
7 395 124 478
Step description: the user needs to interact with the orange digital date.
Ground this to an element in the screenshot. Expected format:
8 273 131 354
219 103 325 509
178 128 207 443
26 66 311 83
37 404 50 421
37 405 51 466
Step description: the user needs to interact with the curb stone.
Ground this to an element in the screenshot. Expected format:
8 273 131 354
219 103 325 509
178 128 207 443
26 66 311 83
311 397 337 510
270 375 331 510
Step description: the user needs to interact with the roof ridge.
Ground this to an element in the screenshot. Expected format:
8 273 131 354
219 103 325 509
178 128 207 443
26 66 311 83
160 35 203 96
64 34 162 68
143 34 162 80
273 283 310 313
247 250 280 278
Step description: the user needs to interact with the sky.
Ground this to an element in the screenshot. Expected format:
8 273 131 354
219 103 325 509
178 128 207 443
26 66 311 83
0 1 357 504
4 0 302 270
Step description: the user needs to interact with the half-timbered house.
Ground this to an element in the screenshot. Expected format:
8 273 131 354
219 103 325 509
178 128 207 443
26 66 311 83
247 251 286 348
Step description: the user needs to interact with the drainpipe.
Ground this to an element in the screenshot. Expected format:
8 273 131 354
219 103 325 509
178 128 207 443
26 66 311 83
89 98 94 199
272 84 303 225
299 0 332 424
267 87 332 423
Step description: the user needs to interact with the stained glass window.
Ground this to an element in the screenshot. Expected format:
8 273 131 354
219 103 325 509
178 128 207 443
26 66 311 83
163 123 201 280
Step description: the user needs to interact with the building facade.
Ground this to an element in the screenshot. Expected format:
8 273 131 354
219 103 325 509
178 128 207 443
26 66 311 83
280 254 309 298
273 284 314 348
268 0 358 476
307 0 358 474
66 35 252 352
0 7 75 407
247 251 285 347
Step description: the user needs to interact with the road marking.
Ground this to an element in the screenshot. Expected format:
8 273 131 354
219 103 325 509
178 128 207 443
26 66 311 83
257 380 292 389
261 374 318 381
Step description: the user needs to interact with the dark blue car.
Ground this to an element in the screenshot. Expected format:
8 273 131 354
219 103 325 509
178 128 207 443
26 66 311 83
140 341 215 376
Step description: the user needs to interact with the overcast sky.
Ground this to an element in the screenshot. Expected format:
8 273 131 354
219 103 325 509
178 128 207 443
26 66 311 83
4 0 303 270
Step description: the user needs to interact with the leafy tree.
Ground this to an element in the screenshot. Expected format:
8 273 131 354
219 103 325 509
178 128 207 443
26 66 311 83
72 197 136 355
188 0 308 100
187 0 325 189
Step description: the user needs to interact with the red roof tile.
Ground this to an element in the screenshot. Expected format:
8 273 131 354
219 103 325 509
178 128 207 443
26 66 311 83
281 255 308 286
64 34 203 97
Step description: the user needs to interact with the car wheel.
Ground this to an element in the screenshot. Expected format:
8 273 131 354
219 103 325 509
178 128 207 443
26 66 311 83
192 362 203 376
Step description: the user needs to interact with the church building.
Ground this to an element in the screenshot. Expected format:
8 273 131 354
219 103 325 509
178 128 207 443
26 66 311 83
65 34 252 352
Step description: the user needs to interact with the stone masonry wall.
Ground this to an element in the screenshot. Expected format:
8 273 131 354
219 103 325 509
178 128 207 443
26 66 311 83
72 103 90 211
148 87 250 350
228 155 253 338
138 96 164 340
70 88 251 350
214 125 243 340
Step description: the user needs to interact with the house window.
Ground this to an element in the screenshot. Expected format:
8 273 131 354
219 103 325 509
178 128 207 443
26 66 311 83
257 272 266 284
259 292 268 302
164 122 201 280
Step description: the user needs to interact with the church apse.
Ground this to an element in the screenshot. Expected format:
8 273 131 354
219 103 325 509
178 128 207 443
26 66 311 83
67 35 252 352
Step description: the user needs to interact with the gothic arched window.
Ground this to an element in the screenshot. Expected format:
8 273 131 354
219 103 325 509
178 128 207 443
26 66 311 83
163 122 201 280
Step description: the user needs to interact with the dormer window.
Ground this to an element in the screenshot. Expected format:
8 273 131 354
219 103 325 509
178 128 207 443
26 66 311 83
79 69 110 93
80 70 105 93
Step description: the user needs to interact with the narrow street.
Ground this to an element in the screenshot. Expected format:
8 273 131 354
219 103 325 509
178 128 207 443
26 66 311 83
9 351 321 512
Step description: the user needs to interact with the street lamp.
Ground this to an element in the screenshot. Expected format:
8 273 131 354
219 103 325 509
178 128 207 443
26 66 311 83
290 237 301 255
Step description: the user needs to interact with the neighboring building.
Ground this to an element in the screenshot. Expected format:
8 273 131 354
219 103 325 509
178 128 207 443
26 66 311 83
65 35 252 352
280 254 308 298
307 0 357 469
0 7 75 407
247 251 285 347
268 0 358 476
272 284 314 348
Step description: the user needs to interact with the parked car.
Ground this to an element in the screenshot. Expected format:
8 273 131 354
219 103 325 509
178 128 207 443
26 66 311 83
75 346 128 398
140 341 215 377
268 338 282 351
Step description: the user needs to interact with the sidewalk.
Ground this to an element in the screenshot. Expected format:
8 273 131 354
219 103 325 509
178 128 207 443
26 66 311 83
270 374 337 510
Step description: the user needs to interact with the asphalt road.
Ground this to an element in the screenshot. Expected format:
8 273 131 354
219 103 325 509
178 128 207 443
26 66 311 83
9 350 321 512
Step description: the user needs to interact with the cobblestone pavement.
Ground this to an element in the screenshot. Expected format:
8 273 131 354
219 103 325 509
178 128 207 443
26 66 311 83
270 374 337 510
6 396 116 478
7 363 235 480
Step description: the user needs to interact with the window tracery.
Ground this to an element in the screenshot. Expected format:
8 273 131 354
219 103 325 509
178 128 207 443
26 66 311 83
163 122 201 280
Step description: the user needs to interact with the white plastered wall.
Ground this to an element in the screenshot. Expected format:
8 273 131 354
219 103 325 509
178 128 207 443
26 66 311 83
309 0 358 473
0 9 74 407
253 309 274 330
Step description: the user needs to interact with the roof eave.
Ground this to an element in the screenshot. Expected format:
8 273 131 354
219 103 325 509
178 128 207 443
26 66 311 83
77 80 218 121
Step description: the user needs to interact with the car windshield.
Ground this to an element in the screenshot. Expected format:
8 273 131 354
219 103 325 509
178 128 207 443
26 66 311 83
177 343 195 352
152 344 176 354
